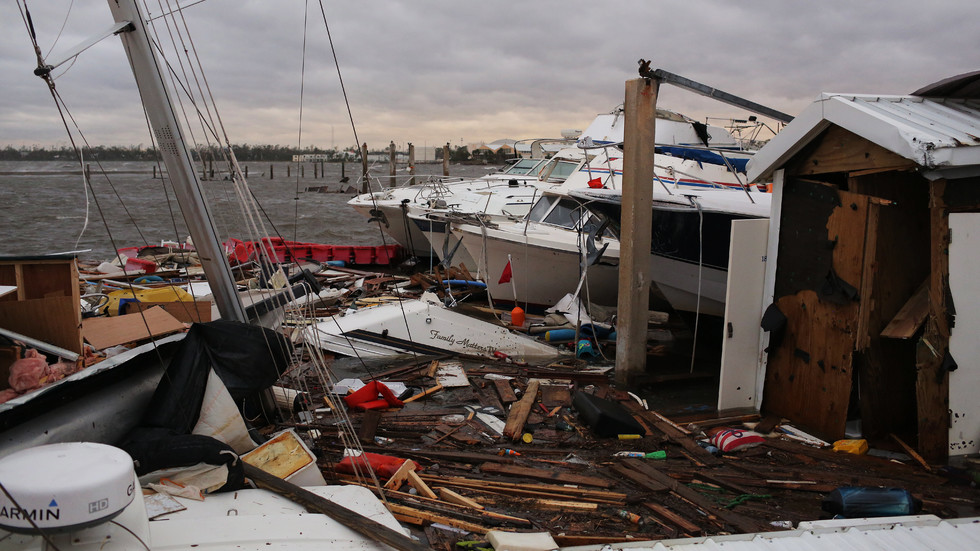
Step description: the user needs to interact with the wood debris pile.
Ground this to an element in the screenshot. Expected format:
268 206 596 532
273 356 980 549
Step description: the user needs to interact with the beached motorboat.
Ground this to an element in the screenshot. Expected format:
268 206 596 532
450 141 765 312
347 150 582 258
349 106 748 260
571 186 771 317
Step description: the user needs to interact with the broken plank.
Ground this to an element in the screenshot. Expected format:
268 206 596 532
620 458 766 533
403 383 443 403
436 487 484 509
479 462 612 488
643 502 702 536
608 463 668 493
539 384 571 408
502 378 540 440
419 475 626 502
890 433 933 472
623 402 722 466
406 469 438 499
383 460 418 491
386 503 489 534
881 279 929 339
493 378 518 403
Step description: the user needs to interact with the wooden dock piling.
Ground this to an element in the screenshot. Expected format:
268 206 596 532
408 143 416 186
615 77 659 387
389 141 397 187
360 142 369 193
443 142 450 176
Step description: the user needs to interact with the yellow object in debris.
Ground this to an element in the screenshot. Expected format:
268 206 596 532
103 286 195 316
833 438 869 455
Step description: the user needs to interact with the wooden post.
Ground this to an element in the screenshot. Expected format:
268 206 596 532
443 142 450 176
287 164 291 178
313 163 318 178
269 164 273 179
244 165 248 178
152 165 156 179
360 142 369 193
615 77 659 388
341 160 346 180
408 142 416 187
389 141 397 187
209 159 213 179
301 164 305 178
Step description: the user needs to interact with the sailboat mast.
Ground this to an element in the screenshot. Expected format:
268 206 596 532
106 0 246 323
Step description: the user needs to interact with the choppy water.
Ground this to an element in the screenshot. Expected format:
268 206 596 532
0 160 497 261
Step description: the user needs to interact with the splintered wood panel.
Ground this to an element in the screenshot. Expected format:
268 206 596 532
0 296 83 354
81 306 185 350
132 301 212 323
948 213 980 456
763 186 872 441
856 191 928 439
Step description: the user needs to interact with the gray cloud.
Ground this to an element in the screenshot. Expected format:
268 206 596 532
2 0 978 149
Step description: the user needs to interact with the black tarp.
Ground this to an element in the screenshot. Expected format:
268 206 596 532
120 321 292 490
141 320 290 433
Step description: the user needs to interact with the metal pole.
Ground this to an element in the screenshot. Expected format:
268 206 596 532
638 60 794 124
107 0 246 322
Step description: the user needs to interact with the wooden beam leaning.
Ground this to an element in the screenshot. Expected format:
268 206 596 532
503 378 540 440
615 77 659 387
242 463 429 551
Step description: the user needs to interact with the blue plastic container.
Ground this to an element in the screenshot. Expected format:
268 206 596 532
821 487 922 518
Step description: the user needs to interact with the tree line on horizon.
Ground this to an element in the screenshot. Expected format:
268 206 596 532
1 143 478 162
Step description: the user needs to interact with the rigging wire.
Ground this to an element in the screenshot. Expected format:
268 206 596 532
689 195 704 374
294 0 309 244
315 0 421 370
42 0 75 60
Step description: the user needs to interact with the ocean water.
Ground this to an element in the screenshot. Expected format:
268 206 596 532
0 160 497 261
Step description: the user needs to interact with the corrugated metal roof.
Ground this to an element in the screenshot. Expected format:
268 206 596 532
561 515 980 551
747 93 980 182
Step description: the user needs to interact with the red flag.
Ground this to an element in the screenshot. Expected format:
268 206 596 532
587 177 603 188
498 261 513 284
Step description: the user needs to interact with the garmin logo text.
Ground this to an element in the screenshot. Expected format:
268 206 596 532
0 505 61 522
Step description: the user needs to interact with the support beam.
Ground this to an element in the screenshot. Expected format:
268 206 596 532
615 77 658 387
108 0 245 322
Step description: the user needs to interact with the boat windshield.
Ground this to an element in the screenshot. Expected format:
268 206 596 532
503 158 544 175
543 197 591 229
527 195 558 222
546 160 581 182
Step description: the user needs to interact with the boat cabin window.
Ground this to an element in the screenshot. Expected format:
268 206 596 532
503 158 544 175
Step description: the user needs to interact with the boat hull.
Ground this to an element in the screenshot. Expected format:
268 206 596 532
454 222 620 308
305 296 561 360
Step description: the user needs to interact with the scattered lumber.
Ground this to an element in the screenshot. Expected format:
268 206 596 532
479 462 612 488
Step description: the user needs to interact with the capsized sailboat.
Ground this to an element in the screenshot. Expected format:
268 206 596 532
2 1 424 548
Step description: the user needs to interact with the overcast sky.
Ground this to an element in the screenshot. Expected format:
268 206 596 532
1 1 977 152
